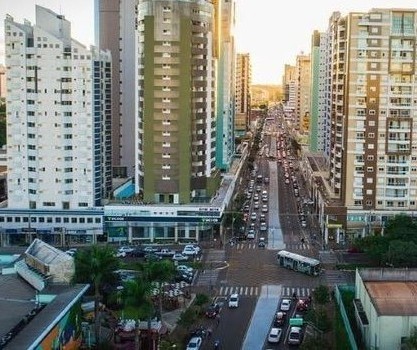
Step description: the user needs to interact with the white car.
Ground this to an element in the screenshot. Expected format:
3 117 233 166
182 245 198 256
118 246 134 254
172 253 189 262
177 265 193 275
268 327 282 343
228 293 239 308
185 244 201 254
186 336 202 350
280 298 291 311
247 231 255 240
288 326 302 345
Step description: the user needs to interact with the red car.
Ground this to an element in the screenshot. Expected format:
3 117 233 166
296 299 309 312
205 303 220 318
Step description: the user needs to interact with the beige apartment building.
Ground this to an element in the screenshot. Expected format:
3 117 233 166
295 53 311 133
235 53 251 134
0 65 5 99
309 8 417 242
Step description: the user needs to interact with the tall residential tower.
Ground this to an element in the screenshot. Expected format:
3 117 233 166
135 0 220 204
235 53 251 133
5 6 112 210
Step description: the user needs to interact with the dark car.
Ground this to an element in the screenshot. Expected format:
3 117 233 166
205 303 220 318
129 248 145 257
144 253 163 262
174 272 193 283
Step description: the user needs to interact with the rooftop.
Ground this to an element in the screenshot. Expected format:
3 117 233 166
1 274 88 349
365 281 417 316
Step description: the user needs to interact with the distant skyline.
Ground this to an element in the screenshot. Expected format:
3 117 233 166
1 0 417 84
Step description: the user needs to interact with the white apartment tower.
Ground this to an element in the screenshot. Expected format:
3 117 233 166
5 6 112 210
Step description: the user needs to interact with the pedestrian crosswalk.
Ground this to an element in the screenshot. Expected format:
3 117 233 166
285 243 311 251
232 242 311 250
233 243 258 250
195 269 219 286
215 285 314 298
281 286 314 298
217 285 260 297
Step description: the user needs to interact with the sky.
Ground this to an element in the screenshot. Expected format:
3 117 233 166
1 1 417 84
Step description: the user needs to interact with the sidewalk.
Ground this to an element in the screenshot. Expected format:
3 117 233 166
162 293 196 333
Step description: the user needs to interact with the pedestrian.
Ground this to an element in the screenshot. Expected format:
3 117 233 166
215 313 221 326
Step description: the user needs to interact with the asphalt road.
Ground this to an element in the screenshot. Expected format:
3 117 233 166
197 113 358 349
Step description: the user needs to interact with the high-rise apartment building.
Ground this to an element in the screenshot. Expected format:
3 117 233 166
235 53 251 132
5 5 112 210
96 0 136 178
215 0 236 170
0 65 6 99
282 64 296 118
295 53 311 132
135 0 220 204
312 8 417 239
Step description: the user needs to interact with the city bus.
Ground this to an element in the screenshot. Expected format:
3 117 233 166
276 250 321 276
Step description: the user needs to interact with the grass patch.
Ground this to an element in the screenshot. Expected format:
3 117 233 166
334 307 350 350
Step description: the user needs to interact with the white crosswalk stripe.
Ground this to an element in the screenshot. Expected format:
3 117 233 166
285 243 311 251
281 286 314 298
235 243 257 250
218 286 260 297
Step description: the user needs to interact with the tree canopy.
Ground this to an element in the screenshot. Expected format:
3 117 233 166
355 214 417 267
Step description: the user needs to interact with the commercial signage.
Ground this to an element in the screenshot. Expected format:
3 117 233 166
105 216 220 223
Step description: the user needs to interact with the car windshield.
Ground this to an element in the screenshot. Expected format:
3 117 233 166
290 331 300 339
230 296 237 301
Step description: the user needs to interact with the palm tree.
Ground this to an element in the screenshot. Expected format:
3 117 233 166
145 260 176 322
73 245 120 344
123 278 155 350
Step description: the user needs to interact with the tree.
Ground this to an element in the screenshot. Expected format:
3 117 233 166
73 245 119 343
404 327 417 350
145 260 176 321
123 278 154 319
300 335 332 350
312 284 330 305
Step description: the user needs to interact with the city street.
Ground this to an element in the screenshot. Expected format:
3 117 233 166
197 109 354 349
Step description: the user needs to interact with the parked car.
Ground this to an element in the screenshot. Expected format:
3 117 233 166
228 293 239 308
280 298 291 311
144 253 163 262
205 303 221 318
182 245 199 256
172 253 189 262
143 246 159 253
268 327 282 343
130 248 145 257
186 244 201 254
155 248 176 257
117 246 135 254
186 336 202 350
174 272 193 283
288 326 302 345
177 264 193 275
